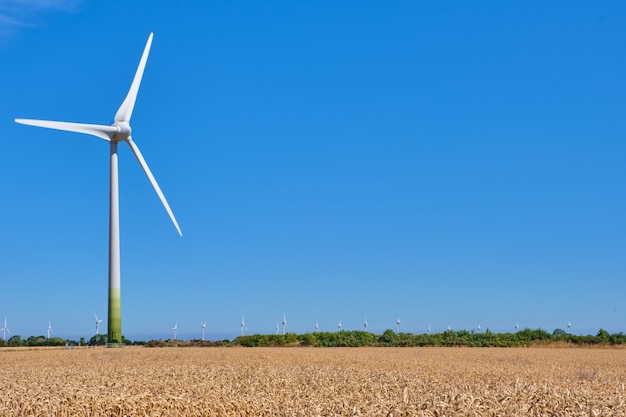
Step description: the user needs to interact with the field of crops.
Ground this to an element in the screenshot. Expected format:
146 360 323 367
1 346 624 416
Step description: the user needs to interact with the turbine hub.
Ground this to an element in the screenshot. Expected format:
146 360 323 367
111 121 132 142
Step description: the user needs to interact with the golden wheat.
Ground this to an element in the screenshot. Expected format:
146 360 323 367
0 346 624 416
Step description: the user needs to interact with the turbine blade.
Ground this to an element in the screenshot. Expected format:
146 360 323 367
126 137 182 236
115 33 153 123
15 119 115 141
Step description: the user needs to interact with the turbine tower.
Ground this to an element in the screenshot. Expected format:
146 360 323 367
282 313 287 335
275 322 279 335
364 315 369 331
515 322 519 332
337 320 342 332
94 314 102 335
15 33 182 348
1 318 10 341
240 315 247 337
172 322 178 340
396 318 401 333
47 320 52 339
201 322 206 341
315 320 319 333
567 321 572 333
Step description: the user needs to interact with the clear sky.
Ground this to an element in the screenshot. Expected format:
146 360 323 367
0 1 624 341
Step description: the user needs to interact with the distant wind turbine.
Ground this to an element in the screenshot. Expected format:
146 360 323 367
241 315 247 336
428 323 431 334
477 324 481 333
1 318 10 341
172 322 178 340
364 315 369 331
47 320 52 339
396 318 401 333
337 320 342 332
282 313 287 335
15 33 183 348
275 322 279 335
515 322 519 332
315 320 319 333
567 321 572 333
94 314 102 335
201 322 206 341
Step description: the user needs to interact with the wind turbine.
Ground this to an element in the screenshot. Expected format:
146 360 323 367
396 318 401 333
47 320 52 339
315 320 319 333
282 313 287 335
337 320 342 332
364 315 369 331
567 321 572 333
428 323 431 334
15 33 182 348
172 322 178 340
275 322 279 335
201 322 206 341
477 324 481 333
515 322 519 332
94 314 102 335
1 318 10 341
240 315 247 336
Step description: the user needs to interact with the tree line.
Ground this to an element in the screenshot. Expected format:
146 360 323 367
2 328 625 348
0 334 133 347
144 328 626 348
226 328 626 348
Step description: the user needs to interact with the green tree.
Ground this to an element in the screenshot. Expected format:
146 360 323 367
596 329 610 343
89 334 107 346
379 329 396 345
8 335 22 346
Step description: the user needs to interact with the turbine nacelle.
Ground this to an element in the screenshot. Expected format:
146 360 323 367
112 121 132 143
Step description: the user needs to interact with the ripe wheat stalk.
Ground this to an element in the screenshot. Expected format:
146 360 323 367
0 346 624 416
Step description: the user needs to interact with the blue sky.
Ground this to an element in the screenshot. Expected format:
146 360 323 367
0 1 625 341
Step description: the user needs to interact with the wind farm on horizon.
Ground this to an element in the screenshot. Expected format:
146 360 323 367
0 311 587 345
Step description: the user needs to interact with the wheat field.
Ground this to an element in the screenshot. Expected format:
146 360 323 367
1 346 624 416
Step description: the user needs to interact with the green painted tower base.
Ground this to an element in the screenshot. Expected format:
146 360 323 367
107 288 123 348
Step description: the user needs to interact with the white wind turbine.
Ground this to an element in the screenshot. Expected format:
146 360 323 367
94 314 102 335
337 320 342 332
201 322 206 341
428 323 431 334
1 318 10 341
15 33 182 348
477 324 481 333
240 315 247 336
515 322 519 332
282 313 287 335
396 318 401 333
172 322 178 340
47 320 52 339
364 315 369 331
567 321 572 333
315 320 319 333
275 322 279 335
